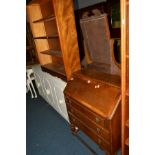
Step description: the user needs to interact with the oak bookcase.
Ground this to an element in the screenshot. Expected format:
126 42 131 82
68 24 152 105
27 0 81 81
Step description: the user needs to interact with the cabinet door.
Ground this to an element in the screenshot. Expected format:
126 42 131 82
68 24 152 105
33 71 44 97
44 73 60 112
53 78 69 121
32 65 48 101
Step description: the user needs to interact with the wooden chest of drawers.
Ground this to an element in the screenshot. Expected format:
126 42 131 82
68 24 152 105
64 70 121 155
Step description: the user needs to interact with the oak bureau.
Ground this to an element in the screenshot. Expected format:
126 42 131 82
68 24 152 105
64 69 121 155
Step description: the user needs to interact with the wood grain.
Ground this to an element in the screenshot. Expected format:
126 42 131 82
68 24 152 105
41 62 66 81
73 69 121 88
64 75 121 154
34 39 52 65
52 0 81 80
43 20 58 36
121 0 129 154
64 75 121 119
27 3 52 65
27 0 81 80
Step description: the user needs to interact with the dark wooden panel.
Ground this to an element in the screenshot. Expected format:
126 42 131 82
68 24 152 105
52 56 64 65
48 38 61 50
74 69 121 88
111 102 121 153
64 77 121 119
67 105 111 141
68 113 111 153
40 0 54 17
66 97 110 131
41 63 66 81
44 20 58 36
111 28 120 38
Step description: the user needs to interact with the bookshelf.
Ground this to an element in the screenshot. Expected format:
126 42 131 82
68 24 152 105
27 0 81 81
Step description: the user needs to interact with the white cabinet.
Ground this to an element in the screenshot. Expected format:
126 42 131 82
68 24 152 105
52 78 68 121
32 65 69 122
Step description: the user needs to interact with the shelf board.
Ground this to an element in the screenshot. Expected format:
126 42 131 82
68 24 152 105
33 15 55 23
41 63 66 81
33 34 59 39
40 50 62 57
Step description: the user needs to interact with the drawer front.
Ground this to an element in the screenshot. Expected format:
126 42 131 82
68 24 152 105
67 105 111 142
65 96 110 130
69 113 111 152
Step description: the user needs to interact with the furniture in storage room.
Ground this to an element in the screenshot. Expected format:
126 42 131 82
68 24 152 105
27 0 81 82
121 0 129 154
64 13 121 155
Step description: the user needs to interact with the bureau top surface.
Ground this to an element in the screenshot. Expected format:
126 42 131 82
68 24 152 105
73 69 121 88
64 73 121 119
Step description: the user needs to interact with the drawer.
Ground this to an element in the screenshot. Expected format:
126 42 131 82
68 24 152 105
67 105 111 142
65 96 110 130
69 113 111 152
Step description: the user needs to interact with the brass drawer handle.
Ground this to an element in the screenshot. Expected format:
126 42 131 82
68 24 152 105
95 117 100 123
96 128 100 133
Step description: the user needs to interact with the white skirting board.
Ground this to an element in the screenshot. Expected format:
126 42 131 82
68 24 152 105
32 64 69 122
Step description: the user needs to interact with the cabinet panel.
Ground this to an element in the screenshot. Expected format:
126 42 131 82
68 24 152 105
45 73 61 112
34 72 44 96
68 113 111 152
32 65 69 122
67 106 111 142
45 72 69 121
53 78 68 120
42 77 55 107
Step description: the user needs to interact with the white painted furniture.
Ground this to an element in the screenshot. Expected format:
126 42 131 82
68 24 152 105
32 65 69 122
